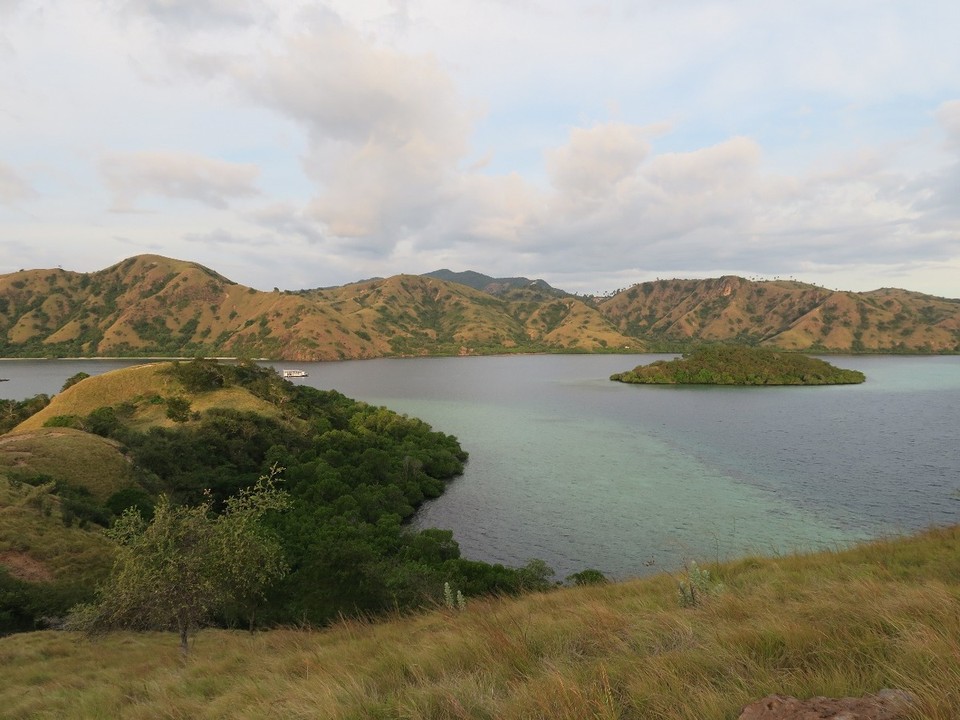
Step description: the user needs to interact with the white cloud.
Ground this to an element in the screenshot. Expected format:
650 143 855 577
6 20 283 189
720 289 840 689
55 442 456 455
117 0 265 28
100 151 260 211
937 100 960 149
0 160 35 204
224 16 472 241
1 1 959 297
547 123 651 209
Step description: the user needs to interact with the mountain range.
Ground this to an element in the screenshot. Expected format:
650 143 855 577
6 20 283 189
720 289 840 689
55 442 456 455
1 254 957 359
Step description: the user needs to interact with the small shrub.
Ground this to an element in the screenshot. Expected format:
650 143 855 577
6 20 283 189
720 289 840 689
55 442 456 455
61 372 90 392
677 561 724 607
165 397 191 422
443 582 466 611
43 415 82 429
566 568 608 586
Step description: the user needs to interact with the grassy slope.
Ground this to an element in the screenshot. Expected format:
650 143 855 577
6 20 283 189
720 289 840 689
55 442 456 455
4 255 958 359
1 526 957 719
13 363 282 433
0 476 114 583
600 276 960 352
0 428 133 501
0 362 283 588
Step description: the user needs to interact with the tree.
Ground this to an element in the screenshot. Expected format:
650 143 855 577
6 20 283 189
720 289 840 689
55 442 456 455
165 396 192 422
69 471 290 656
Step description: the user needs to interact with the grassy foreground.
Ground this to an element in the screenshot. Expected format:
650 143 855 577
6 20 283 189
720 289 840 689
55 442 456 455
1 526 958 720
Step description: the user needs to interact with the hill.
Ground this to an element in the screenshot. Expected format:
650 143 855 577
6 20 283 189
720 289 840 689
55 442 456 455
611 345 867 385
0 256 636 359
0 256 958 359
0 359 560 634
423 268 564 297
1 525 958 718
600 276 960 353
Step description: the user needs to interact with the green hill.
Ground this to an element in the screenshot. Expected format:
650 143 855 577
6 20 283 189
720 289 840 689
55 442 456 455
1 256 958 359
0 359 558 634
1 525 957 718
611 345 867 385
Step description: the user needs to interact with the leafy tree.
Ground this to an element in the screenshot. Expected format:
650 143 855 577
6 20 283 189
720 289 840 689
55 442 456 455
69 473 289 656
61 372 90 392
0 394 51 433
165 396 192 422
566 568 608 586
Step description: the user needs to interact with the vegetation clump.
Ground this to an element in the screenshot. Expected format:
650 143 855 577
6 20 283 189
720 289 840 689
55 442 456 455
68 472 290 656
1 359 563 634
611 345 866 385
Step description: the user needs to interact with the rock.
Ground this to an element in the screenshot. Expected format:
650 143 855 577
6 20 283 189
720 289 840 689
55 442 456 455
738 689 916 720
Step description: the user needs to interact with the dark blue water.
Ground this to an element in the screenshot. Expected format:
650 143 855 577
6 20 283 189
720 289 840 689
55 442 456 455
2 355 958 580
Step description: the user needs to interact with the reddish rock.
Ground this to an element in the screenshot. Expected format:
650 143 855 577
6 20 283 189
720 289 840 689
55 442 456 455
738 689 915 720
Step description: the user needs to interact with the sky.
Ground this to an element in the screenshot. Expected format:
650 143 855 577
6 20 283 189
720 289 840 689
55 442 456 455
1 1 959 298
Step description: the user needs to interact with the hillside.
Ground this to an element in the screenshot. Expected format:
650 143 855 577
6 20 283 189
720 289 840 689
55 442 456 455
0 256 958 359
600 276 960 353
0 359 559 634
423 268 564 296
1 525 958 718
0 256 636 360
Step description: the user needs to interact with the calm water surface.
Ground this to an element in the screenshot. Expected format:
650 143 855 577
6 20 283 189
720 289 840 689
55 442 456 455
2 355 958 579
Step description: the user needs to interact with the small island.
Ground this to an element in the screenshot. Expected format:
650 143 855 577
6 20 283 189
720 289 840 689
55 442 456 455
610 345 866 385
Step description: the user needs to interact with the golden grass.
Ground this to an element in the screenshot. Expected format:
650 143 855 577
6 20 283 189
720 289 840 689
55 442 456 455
0 428 132 500
14 364 179 433
1 526 957 719
13 363 283 434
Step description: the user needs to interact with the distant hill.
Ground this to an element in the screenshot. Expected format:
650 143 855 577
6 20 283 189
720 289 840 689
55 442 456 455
0 256 957 360
422 269 563 297
600 276 960 353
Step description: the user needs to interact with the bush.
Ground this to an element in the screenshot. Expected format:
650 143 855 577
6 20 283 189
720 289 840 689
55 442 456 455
165 397 191 422
677 561 724 607
566 568 608 586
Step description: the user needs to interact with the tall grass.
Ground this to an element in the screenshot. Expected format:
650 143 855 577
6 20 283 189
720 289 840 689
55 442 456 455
0 428 133 500
1 526 957 719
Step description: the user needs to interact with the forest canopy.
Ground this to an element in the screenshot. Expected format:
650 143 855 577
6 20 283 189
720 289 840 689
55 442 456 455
610 345 866 385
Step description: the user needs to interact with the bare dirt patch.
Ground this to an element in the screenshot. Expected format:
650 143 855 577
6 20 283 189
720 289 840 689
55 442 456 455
0 550 55 582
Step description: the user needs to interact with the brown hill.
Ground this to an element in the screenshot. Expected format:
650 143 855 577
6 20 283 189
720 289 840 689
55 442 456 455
0 256 637 360
600 276 960 352
1 257 957 359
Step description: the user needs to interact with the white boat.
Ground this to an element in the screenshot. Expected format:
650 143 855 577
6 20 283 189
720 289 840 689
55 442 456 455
282 369 308 378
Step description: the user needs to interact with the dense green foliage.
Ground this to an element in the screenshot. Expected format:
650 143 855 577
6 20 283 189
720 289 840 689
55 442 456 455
0 394 51 434
610 345 867 385
5 359 555 631
69 475 290 654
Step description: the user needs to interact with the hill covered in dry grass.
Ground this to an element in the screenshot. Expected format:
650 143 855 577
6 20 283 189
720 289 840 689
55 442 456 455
1 525 958 719
1 255 957 360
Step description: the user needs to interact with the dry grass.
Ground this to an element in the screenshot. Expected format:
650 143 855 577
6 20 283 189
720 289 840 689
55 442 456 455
13 363 283 434
14 364 179 432
0 476 114 582
1 526 957 719
0 428 133 500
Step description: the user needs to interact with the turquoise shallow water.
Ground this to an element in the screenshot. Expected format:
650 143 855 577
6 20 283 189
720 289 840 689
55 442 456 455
2 354 958 579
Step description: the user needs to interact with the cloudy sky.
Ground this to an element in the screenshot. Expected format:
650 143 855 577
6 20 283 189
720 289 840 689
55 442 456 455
2 1 959 297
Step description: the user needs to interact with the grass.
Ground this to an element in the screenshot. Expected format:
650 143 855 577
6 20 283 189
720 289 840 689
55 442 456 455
0 428 133 501
1 525 957 719
0 475 114 583
13 363 283 434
